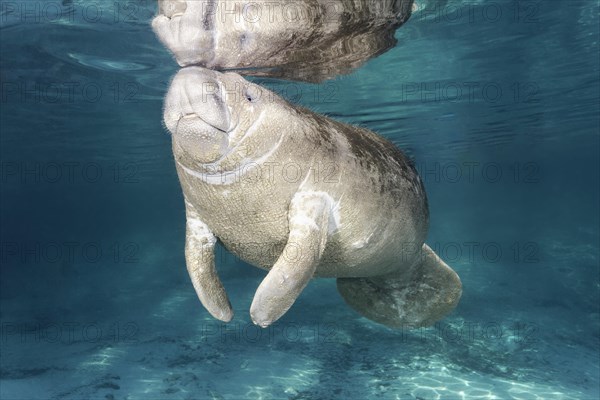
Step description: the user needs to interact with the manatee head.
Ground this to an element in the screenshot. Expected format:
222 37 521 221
163 67 289 171
153 0 321 69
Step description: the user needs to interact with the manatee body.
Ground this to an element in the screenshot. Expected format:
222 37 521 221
163 67 461 328
153 0 414 82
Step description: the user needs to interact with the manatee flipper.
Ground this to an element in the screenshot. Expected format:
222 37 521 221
337 244 462 328
184 200 233 322
250 192 331 327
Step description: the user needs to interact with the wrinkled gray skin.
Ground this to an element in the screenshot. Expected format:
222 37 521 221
164 67 461 328
153 0 414 82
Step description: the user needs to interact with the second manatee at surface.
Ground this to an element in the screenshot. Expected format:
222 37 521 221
153 0 415 82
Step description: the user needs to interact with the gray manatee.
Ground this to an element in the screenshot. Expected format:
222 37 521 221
163 67 462 328
153 0 414 82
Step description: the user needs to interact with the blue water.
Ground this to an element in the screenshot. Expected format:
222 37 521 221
1 0 598 399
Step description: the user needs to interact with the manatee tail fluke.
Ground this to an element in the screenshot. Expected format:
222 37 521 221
337 244 462 328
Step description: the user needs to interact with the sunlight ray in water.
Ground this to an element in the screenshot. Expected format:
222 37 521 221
79 346 124 369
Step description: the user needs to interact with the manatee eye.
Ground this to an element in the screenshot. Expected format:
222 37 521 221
244 85 261 103
239 32 251 50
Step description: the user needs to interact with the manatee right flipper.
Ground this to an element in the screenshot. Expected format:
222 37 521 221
184 199 233 322
250 191 331 328
337 244 462 328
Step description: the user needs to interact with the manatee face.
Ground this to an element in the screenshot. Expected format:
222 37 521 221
163 67 285 169
153 0 314 68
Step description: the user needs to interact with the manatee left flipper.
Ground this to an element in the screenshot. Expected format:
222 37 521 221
184 199 233 322
250 192 331 327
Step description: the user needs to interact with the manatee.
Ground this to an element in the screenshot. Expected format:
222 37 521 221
162 67 462 328
152 0 415 82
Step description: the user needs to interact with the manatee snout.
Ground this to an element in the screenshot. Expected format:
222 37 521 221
158 0 187 18
165 68 239 163
165 69 234 130
153 1 215 67
174 115 229 164
185 77 233 133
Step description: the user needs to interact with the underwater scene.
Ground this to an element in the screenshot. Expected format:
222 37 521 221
0 0 598 399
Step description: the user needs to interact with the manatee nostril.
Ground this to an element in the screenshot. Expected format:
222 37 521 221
159 0 187 19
